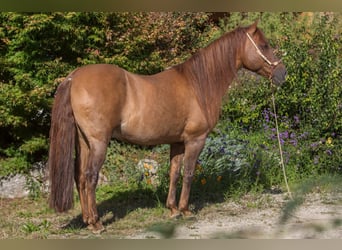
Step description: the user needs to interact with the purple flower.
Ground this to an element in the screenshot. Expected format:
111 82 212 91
290 139 298 146
280 131 289 139
294 115 300 124
263 109 270 123
219 147 225 154
280 138 285 145
299 132 309 139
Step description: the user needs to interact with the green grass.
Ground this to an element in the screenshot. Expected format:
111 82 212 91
1 174 342 239
1 122 341 238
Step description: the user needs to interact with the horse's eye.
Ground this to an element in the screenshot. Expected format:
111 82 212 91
260 44 269 51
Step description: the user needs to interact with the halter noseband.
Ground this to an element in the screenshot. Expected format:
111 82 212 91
246 32 281 67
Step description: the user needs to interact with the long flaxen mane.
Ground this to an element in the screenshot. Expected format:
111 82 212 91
175 26 247 128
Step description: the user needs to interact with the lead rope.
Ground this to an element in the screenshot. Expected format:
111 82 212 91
246 32 292 199
271 83 293 200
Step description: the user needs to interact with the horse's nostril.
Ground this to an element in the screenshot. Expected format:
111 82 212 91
272 67 287 85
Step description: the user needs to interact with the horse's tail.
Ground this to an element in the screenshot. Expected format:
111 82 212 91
48 76 76 212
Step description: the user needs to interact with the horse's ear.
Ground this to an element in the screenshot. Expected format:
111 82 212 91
247 20 259 35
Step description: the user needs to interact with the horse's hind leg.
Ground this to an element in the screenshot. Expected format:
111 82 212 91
75 129 90 226
84 139 108 233
75 125 108 233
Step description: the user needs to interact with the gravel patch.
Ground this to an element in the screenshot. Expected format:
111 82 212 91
125 192 342 239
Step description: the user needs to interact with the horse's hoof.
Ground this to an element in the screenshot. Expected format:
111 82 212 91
87 222 105 234
170 211 182 220
181 210 196 220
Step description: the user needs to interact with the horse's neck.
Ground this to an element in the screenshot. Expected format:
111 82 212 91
177 36 240 128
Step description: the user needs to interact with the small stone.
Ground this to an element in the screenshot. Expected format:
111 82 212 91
137 159 159 186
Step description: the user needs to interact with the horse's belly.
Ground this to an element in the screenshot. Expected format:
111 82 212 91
112 121 183 146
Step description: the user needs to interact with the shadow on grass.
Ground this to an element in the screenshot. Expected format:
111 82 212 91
62 178 243 230
99 187 164 227
62 186 167 230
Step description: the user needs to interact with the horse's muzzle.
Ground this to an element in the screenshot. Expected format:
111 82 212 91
272 64 287 85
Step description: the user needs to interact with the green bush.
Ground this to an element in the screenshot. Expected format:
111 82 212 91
99 13 342 201
193 132 260 199
0 12 211 176
0 12 340 201
221 13 341 135
218 12 341 185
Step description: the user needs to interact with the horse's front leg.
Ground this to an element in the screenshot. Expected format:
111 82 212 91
178 137 206 216
166 143 185 218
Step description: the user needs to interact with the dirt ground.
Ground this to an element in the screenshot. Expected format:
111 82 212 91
125 192 342 239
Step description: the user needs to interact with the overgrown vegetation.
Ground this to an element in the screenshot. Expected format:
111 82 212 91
104 12 341 204
219 12 341 188
0 12 341 208
0 12 211 175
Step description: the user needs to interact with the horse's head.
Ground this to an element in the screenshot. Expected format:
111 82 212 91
240 21 287 85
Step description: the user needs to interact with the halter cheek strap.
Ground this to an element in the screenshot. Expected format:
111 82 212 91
246 32 281 67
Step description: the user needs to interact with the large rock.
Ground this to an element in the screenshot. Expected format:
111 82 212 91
0 161 109 199
0 162 47 199
0 174 30 198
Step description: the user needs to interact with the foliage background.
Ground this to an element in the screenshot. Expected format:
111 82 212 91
0 12 341 200
0 12 211 175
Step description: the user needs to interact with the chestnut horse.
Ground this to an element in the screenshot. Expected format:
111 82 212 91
48 21 286 232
